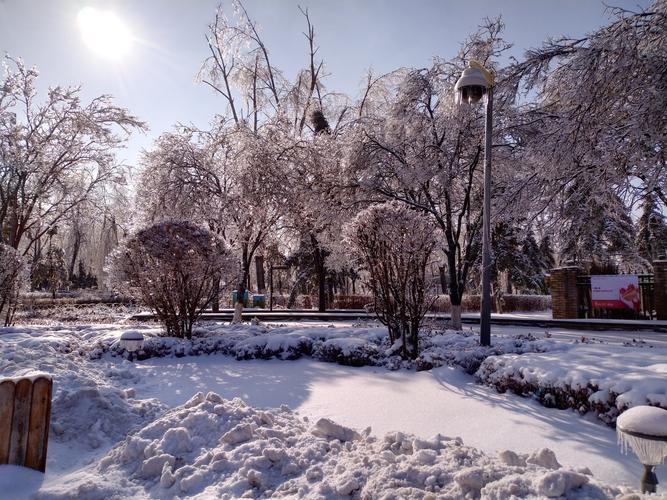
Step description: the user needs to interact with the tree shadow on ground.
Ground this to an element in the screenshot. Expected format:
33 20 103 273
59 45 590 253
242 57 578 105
134 355 350 409
431 366 665 485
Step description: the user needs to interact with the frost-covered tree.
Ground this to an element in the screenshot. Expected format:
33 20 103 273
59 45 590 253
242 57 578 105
636 194 667 262
507 3 667 230
195 1 354 317
0 243 25 326
490 223 556 294
136 124 281 321
345 203 437 359
0 56 144 255
273 112 357 311
108 221 235 339
31 244 67 298
557 187 638 269
350 20 535 329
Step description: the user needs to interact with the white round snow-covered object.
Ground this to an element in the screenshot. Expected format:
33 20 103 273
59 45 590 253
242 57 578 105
120 330 144 352
617 406 667 466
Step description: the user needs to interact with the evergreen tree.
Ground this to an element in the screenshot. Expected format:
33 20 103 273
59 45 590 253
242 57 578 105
491 224 551 294
636 194 667 262
559 187 637 268
515 231 545 293
538 235 556 270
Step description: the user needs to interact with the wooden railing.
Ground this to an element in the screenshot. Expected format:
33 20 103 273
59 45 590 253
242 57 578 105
0 375 52 472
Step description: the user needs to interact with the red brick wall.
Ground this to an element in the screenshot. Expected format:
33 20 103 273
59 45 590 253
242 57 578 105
549 267 581 319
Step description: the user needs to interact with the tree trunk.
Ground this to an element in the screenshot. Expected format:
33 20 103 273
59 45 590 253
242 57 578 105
504 271 512 294
311 235 326 312
211 277 220 313
327 275 335 308
317 260 326 311
232 290 245 323
255 255 266 293
68 230 81 283
450 304 461 330
410 322 419 359
447 252 463 330
438 266 447 294
287 270 308 309
233 245 250 323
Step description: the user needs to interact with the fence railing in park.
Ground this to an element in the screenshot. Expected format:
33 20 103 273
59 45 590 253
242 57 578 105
0 375 52 472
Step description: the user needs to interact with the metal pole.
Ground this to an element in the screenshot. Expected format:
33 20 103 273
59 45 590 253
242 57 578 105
480 88 493 346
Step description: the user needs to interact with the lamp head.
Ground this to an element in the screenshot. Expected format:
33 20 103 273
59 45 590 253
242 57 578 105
455 62 493 105
120 330 144 353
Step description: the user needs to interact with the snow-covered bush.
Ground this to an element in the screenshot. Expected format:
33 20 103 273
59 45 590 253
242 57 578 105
476 344 667 425
345 202 437 359
0 243 26 326
108 221 235 339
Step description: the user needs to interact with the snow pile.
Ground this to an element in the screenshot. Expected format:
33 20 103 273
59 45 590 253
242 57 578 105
1 327 165 450
477 344 667 424
35 392 623 499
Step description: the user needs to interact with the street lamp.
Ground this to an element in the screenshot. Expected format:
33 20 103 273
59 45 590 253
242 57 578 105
455 60 494 347
120 330 144 361
617 405 667 494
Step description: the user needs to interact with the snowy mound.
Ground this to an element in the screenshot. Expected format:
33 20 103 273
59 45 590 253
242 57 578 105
1 327 165 450
36 393 621 499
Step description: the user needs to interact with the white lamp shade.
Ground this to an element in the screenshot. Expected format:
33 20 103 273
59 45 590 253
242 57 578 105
455 67 491 91
120 330 144 352
455 67 491 105
617 406 667 466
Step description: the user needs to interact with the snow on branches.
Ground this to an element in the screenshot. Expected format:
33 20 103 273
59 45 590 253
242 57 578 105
107 221 236 339
0 56 145 255
0 243 26 326
344 202 438 359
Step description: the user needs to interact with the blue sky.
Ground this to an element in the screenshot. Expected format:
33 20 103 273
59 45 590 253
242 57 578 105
0 0 654 168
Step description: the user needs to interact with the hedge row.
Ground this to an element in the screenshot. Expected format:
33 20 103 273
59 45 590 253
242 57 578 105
269 294 551 313
474 363 660 426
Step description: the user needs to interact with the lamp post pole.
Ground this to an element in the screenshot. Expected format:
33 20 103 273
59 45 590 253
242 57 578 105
454 60 493 346
480 87 493 347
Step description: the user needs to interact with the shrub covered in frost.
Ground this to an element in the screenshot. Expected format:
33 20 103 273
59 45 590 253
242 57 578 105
0 243 26 326
344 202 438 359
108 221 235 339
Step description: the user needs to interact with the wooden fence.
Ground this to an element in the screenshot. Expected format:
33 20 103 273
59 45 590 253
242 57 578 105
0 375 52 472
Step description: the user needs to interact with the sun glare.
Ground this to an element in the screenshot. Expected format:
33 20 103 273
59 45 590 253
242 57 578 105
77 6 132 59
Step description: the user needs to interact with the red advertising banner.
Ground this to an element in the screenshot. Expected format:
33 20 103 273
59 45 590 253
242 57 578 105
591 275 640 311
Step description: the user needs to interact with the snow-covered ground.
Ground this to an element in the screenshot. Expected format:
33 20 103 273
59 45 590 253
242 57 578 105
1 321 666 498
464 322 667 349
